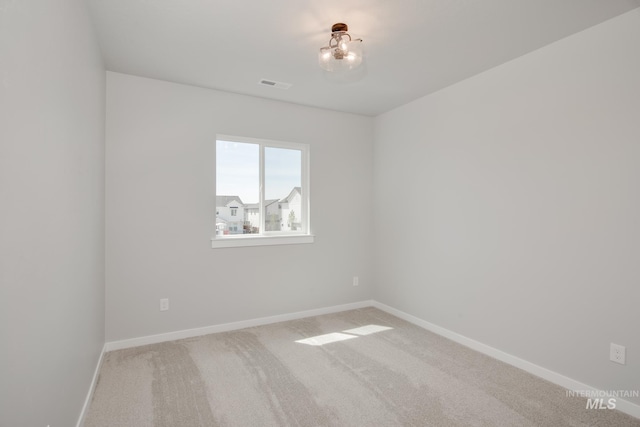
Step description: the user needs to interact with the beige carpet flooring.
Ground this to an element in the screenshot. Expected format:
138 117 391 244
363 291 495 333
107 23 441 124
85 308 639 426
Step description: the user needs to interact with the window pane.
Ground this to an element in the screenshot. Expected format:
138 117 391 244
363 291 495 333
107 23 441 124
216 140 259 235
265 147 301 232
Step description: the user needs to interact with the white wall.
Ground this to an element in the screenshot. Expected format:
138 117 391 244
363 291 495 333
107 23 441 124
374 9 640 404
106 72 373 341
0 1 106 426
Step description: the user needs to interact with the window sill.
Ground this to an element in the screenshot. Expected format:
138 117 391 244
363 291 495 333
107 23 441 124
211 234 315 249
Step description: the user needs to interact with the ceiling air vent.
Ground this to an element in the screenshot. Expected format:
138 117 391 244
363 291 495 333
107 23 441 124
258 79 292 90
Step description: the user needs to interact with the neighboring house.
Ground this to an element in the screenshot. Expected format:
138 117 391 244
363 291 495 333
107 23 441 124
279 187 302 231
244 203 259 233
216 189 301 235
245 199 280 233
215 196 245 234
215 217 228 235
265 199 281 231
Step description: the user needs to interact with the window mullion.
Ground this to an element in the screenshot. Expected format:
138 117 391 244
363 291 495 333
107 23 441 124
301 147 309 234
259 143 265 235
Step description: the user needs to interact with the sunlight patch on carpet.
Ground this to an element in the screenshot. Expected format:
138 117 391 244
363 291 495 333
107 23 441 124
296 325 393 346
343 325 393 336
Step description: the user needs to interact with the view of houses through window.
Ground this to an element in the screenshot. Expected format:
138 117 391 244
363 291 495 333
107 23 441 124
216 138 306 236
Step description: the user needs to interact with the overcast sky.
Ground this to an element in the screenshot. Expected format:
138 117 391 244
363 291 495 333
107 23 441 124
216 140 301 204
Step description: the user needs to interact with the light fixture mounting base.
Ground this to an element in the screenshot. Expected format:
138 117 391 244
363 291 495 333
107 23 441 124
331 23 348 33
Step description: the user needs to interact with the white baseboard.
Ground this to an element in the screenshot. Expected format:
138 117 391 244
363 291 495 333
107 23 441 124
76 343 106 427
371 301 640 420
104 300 375 352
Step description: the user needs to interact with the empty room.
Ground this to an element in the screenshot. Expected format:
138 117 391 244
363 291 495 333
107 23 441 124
1 1 639 426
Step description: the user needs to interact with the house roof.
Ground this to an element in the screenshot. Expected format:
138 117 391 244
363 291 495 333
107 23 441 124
279 187 301 203
216 195 244 207
245 199 279 210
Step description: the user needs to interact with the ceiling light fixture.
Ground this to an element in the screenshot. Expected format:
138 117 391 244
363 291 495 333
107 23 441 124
318 23 363 72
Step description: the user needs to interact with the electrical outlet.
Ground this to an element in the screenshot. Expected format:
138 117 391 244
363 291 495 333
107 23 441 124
353 276 359 286
610 343 625 365
160 298 169 312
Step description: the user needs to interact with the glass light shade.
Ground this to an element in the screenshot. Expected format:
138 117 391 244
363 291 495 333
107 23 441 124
318 39 363 72
338 37 349 52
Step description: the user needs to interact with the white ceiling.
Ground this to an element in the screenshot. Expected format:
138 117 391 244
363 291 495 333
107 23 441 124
87 0 640 116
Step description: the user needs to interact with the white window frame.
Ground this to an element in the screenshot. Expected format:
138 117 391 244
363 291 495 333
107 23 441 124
212 135 313 248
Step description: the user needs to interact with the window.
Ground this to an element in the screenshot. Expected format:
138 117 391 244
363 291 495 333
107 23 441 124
212 135 312 248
